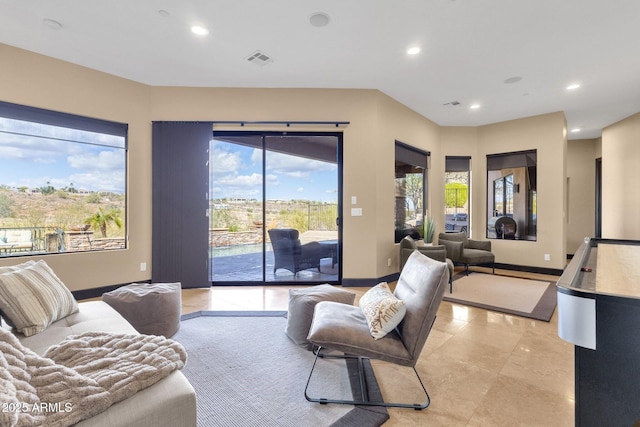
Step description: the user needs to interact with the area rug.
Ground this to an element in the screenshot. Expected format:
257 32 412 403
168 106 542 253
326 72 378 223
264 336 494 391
443 272 557 321
173 311 389 427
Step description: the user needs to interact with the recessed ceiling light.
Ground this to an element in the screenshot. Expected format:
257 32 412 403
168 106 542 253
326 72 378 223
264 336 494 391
43 18 63 30
470 104 481 110
158 10 170 17
407 47 421 55
309 12 330 27
566 83 581 90
571 128 582 133
191 25 209 36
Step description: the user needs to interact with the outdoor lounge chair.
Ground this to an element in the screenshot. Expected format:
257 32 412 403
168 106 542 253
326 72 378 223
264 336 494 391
268 228 324 276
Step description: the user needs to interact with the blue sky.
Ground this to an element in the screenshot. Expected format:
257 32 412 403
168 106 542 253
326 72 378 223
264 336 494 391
210 139 337 203
0 118 126 193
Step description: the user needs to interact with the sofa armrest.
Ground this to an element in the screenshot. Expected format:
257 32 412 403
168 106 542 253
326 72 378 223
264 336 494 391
468 239 491 251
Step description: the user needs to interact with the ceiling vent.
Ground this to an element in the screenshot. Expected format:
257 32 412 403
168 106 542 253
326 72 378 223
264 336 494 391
246 50 273 66
443 101 460 107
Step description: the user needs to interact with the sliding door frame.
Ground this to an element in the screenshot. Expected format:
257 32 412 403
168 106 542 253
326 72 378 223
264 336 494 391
210 130 343 286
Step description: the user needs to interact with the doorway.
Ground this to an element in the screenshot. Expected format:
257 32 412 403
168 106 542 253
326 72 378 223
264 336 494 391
209 131 342 285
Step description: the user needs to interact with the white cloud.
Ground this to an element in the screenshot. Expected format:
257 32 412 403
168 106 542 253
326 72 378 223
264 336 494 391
265 151 335 178
67 149 124 171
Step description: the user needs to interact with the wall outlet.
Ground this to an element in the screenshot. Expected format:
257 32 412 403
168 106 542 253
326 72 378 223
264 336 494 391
387 258 392 267
140 262 147 271
544 254 551 261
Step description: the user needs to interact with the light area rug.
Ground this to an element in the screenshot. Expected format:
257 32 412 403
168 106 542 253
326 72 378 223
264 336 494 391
443 272 557 321
173 311 389 427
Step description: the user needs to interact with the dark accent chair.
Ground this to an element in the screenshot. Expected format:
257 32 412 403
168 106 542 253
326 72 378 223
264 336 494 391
399 236 455 293
268 228 324 276
438 232 495 275
304 251 449 409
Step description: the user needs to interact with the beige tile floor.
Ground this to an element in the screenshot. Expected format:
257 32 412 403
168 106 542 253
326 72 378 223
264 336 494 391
181 267 574 426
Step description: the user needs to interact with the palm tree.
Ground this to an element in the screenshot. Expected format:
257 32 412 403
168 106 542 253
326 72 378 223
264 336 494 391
85 207 123 238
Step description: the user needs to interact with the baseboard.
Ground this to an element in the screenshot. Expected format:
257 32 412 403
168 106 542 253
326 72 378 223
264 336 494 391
493 263 563 276
72 280 151 300
341 273 399 287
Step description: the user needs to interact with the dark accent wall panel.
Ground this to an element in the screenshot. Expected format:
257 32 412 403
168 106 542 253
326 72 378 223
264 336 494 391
152 122 211 288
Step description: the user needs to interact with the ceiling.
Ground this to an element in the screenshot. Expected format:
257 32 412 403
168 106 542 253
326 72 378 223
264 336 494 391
1 0 639 140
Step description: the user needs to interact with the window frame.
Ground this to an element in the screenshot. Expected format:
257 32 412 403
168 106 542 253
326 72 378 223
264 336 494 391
394 141 429 243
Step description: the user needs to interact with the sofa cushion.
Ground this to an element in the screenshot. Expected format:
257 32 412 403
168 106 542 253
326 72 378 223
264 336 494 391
359 282 406 339
0 259 78 336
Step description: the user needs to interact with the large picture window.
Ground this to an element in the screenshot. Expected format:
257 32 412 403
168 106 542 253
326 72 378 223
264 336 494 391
0 101 127 257
486 150 536 240
395 141 429 243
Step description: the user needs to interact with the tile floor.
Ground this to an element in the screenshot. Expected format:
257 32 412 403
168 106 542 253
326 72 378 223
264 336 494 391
181 267 574 426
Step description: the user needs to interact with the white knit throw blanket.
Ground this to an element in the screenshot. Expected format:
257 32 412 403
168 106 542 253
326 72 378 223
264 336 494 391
0 328 186 427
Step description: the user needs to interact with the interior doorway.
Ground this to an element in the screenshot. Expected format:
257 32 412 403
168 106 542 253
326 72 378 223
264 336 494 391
209 131 342 285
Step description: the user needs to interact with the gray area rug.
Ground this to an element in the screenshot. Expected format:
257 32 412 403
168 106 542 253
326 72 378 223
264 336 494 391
173 311 389 427
444 272 557 321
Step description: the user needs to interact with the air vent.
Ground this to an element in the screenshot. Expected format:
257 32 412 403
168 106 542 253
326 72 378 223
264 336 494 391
443 101 460 106
246 50 273 66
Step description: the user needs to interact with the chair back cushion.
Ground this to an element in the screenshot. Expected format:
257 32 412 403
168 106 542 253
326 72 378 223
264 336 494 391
394 251 448 363
438 231 468 248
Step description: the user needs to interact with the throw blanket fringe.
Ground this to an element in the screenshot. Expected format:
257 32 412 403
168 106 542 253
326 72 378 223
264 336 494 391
0 328 186 427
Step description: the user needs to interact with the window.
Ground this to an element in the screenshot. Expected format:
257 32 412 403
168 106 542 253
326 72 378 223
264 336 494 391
394 141 429 243
0 101 127 257
486 150 536 240
445 156 470 236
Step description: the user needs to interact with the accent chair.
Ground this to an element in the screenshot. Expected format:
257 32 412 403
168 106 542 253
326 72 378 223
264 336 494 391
438 231 495 275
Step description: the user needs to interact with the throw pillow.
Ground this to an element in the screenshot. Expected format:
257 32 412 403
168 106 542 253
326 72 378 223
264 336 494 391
359 282 406 339
0 260 37 327
0 259 78 336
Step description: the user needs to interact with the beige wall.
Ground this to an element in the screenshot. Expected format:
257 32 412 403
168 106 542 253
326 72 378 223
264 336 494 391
0 44 153 291
0 43 587 290
478 112 568 270
601 112 640 239
441 113 568 270
566 139 598 253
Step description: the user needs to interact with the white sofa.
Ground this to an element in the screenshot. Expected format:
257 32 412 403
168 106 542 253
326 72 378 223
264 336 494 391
2 300 197 427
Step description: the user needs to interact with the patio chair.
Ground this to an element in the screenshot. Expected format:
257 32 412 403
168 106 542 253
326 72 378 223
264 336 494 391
268 228 324 276
304 251 448 408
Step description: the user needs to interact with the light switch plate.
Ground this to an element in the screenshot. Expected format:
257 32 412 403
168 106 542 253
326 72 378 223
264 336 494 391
351 207 363 216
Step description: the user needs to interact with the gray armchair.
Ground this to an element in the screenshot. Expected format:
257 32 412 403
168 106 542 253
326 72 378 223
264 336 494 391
399 236 454 292
305 251 449 409
438 232 495 275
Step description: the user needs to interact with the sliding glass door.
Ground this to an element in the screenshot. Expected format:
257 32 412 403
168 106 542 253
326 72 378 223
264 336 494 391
209 131 341 285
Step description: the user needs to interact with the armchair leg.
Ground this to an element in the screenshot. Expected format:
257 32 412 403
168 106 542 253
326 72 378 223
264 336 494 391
304 347 430 410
